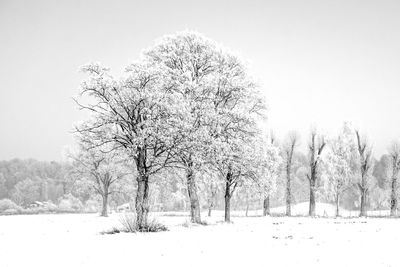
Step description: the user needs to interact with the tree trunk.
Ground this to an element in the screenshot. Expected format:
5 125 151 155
186 165 201 223
224 180 231 223
359 187 367 217
335 192 340 218
135 174 149 228
207 185 216 217
245 201 249 217
390 177 398 216
263 195 270 216
309 180 316 217
135 148 150 229
286 167 291 216
101 193 108 217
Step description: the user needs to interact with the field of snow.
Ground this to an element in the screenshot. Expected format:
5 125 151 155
0 203 398 267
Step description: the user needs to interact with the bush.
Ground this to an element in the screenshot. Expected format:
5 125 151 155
0 199 22 213
3 209 19 215
101 213 168 234
58 194 83 211
84 198 101 213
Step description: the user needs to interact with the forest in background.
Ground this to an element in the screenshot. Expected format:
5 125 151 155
0 149 390 214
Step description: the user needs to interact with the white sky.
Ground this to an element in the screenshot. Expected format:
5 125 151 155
1 0 400 161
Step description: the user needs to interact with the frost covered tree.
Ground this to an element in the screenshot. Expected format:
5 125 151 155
236 178 260 216
215 138 263 222
306 129 326 216
198 169 220 217
212 91 265 222
259 135 282 216
70 140 129 217
143 32 220 223
323 123 355 217
76 62 185 227
355 130 374 217
76 31 265 225
283 132 299 216
388 142 400 216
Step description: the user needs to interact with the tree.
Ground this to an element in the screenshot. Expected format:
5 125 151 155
76 62 185 227
198 169 220 217
143 32 266 223
210 77 265 222
0 173 7 199
323 123 355 217
355 130 374 217
236 178 260 216
306 129 326 216
216 139 262 222
283 132 299 216
388 142 400 216
11 178 40 206
70 141 129 217
143 32 219 223
259 135 282 216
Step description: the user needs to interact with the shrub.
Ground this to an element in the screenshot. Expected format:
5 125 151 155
0 199 22 212
84 198 101 213
101 213 168 234
58 194 83 211
3 209 19 215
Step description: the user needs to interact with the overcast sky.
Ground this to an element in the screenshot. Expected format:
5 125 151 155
1 0 400 161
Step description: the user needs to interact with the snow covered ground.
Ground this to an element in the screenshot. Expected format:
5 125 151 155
0 204 398 267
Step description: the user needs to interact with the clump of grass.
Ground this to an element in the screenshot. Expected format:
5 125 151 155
119 213 138 232
101 213 168 235
139 218 168 232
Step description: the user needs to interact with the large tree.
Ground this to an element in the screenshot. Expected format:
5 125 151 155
306 129 326 217
76 62 184 227
143 32 219 223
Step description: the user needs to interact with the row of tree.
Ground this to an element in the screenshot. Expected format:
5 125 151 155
73 31 400 226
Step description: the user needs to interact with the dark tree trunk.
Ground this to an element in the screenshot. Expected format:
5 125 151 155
355 130 371 218
335 192 340 218
186 164 201 223
135 148 150 228
208 205 212 217
101 193 108 217
135 174 149 228
263 195 270 216
286 167 291 216
224 180 231 223
359 186 367 217
309 180 316 217
390 177 398 216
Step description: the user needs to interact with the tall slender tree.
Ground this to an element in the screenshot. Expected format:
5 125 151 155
260 135 281 216
388 142 400 216
283 132 299 216
323 123 355 217
307 129 326 217
355 130 373 217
